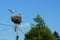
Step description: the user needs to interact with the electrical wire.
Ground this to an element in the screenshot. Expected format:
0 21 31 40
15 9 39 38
18 28 24 35
0 23 14 32
0 27 11 33
0 23 13 27
0 23 25 35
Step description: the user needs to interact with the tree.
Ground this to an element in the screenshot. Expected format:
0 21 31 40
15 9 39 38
53 31 59 38
53 31 60 40
24 15 56 40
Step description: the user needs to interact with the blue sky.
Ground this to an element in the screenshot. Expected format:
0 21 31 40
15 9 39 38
0 0 60 40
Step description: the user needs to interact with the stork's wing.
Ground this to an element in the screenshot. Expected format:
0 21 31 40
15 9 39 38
8 9 14 13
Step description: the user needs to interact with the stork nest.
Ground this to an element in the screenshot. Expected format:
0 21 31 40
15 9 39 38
11 15 22 24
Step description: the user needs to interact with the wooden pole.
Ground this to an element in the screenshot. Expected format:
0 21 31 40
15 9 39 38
16 24 19 40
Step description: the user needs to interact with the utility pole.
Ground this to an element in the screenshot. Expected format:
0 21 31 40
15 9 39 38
16 24 19 40
11 15 22 40
8 9 22 40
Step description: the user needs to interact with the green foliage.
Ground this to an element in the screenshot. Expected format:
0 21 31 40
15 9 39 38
24 15 56 40
53 31 59 38
53 31 60 40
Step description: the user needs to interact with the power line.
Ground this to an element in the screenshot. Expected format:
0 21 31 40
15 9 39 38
0 27 11 33
0 23 14 32
0 23 13 27
0 23 25 34
18 28 24 35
